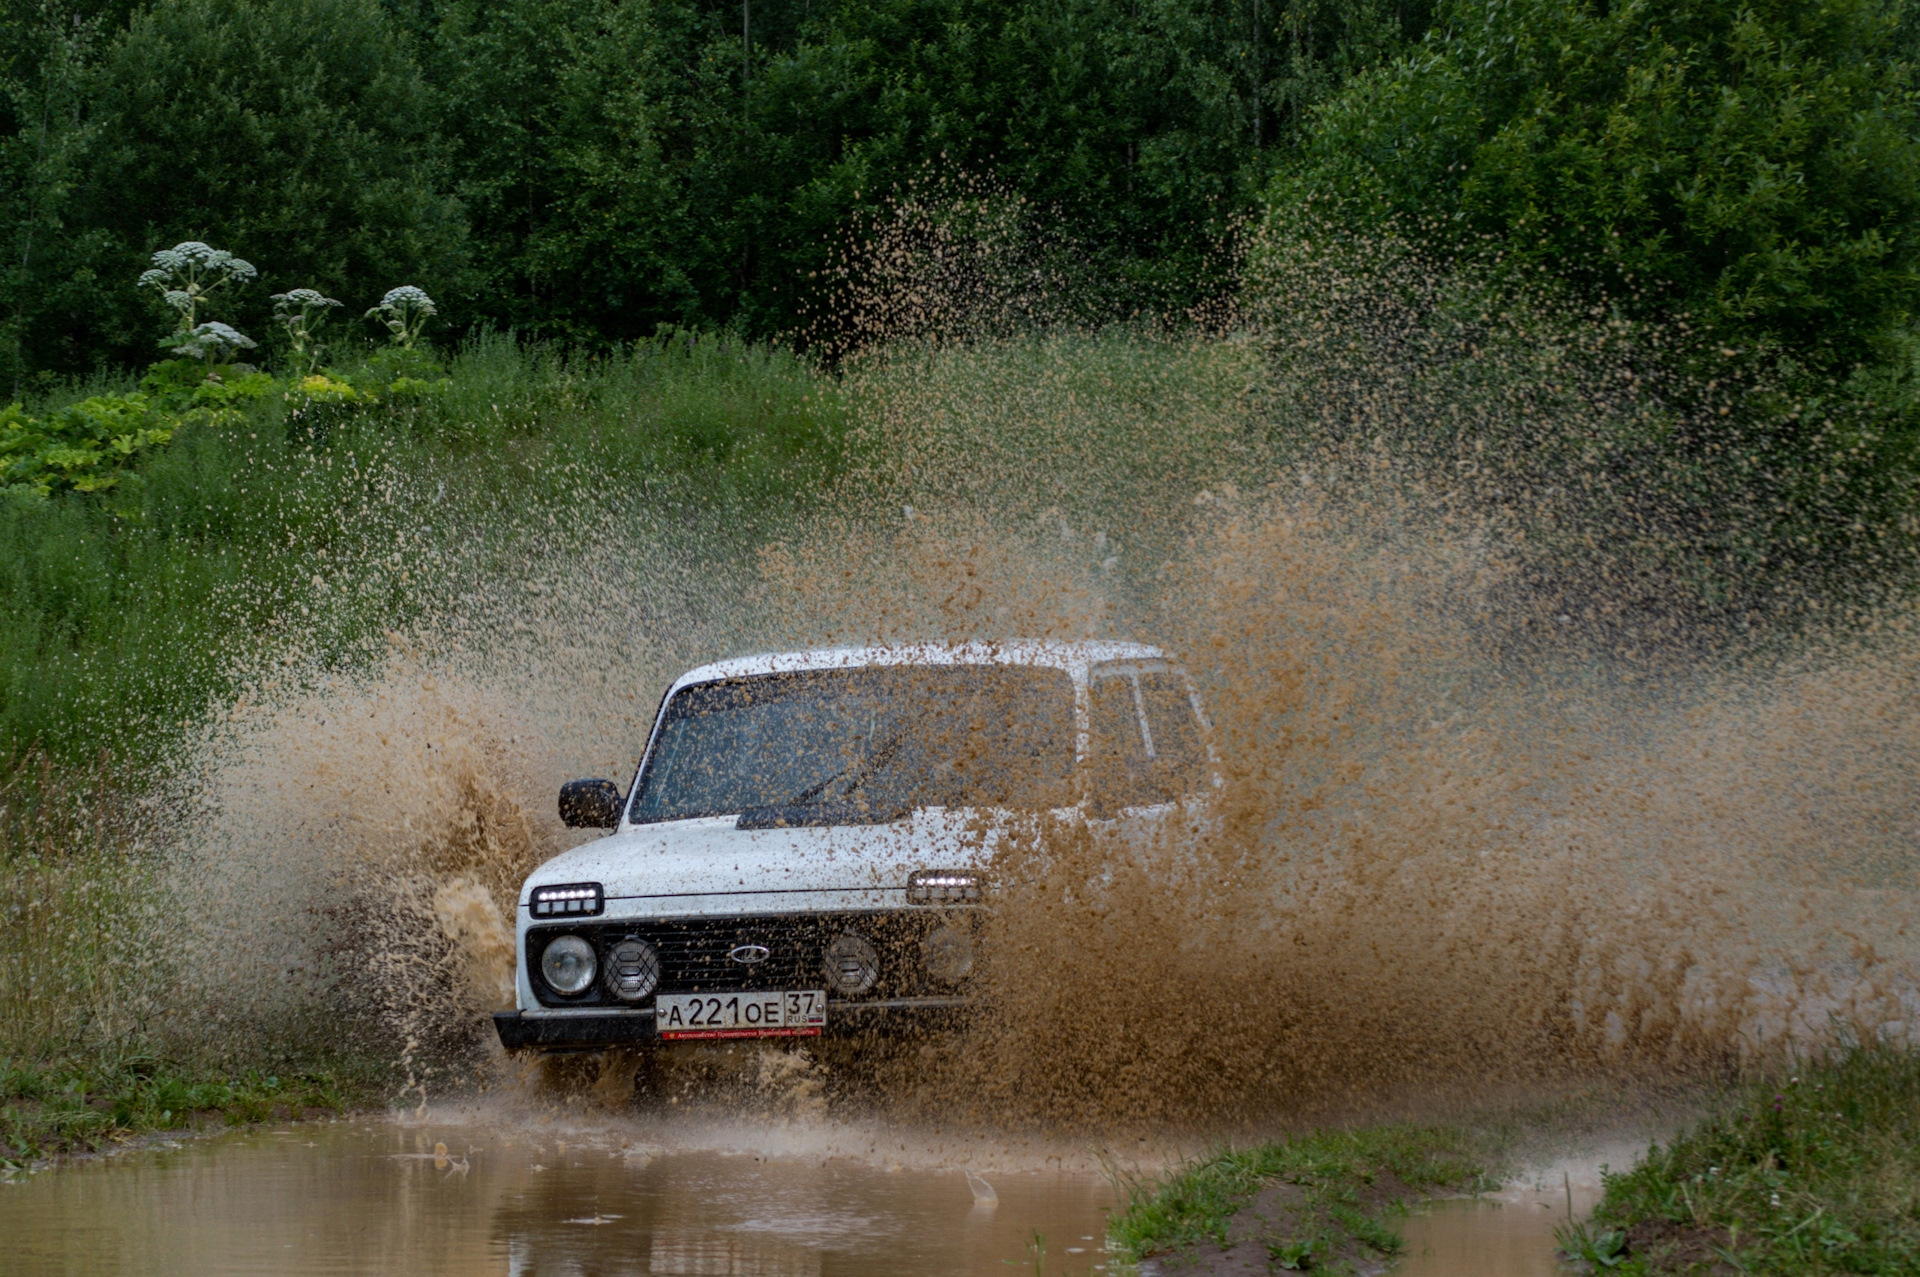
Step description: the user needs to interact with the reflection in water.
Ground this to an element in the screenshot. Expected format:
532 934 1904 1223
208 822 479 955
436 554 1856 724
1394 1197 1580 1277
0 1118 1114 1276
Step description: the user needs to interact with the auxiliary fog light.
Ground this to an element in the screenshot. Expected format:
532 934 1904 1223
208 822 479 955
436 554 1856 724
907 869 983 905
604 938 661 1002
531 882 604 917
540 934 597 996
823 933 880 995
921 924 974 984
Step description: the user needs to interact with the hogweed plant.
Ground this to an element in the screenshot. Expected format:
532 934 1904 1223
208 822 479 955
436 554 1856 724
171 321 257 371
365 286 436 349
271 289 342 375
137 241 256 335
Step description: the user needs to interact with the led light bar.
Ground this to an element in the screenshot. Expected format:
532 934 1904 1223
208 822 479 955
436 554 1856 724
530 882 605 917
906 869 983 905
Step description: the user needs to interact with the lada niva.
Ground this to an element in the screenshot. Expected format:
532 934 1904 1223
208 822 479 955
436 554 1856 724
492 641 1212 1052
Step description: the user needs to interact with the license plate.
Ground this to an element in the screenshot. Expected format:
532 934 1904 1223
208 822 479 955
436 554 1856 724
655 989 827 1041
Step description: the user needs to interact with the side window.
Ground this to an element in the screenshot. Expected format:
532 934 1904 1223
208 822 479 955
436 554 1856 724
1137 671 1209 796
1085 666 1210 814
1087 673 1152 813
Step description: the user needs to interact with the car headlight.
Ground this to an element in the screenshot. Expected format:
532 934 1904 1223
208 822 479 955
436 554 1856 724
907 869 983 904
922 924 974 984
604 938 661 1002
540 934 597 995
823 932 880 995
531 882 604 917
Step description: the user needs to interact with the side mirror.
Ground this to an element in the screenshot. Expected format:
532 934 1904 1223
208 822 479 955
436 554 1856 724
559 778 624 829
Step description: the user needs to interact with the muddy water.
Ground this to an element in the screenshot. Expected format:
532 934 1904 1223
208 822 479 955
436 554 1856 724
1394 1192 1592 1277
0 1118 1117 1276
0 1115 1607 1276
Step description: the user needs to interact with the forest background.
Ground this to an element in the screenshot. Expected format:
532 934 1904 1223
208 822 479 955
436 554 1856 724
7 0 1920 384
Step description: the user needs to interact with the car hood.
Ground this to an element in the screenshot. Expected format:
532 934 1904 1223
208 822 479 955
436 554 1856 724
520 808 1010 916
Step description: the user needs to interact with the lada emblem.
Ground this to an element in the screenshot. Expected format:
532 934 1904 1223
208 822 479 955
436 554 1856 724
727 943 771 965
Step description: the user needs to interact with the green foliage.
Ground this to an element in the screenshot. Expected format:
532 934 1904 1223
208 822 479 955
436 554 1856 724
1274 0 1920 367
1107 1124 1492 1266
0 332 842 769
1588 1045 1920 1274
1 393 174 495
1555 1217 1630 1268
0 1056 356 1166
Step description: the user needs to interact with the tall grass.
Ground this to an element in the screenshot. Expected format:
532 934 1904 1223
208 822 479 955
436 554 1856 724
0 754 167 1062
0 332 843 775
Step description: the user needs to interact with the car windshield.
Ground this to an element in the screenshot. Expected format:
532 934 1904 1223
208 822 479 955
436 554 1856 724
628 665 1077 825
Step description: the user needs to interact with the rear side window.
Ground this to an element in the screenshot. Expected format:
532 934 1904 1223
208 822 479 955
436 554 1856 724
1085 664 1210 812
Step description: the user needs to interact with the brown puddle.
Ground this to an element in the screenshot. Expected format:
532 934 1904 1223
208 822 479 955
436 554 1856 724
0 1117 1116 1275
0 1112 1613 1276
1393 1195 1582 1277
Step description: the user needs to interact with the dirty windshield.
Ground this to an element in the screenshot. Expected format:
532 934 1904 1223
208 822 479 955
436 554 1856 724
628 665 1077 824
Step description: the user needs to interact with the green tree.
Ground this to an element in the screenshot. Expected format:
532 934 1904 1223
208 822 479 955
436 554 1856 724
0 3 102 397
413 0 690 344
1272 0 1920 367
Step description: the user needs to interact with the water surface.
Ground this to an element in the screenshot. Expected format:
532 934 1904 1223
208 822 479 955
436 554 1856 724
2 1116 1598 1275
0 1118 1114 1276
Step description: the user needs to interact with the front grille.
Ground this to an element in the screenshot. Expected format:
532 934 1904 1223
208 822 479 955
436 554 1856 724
526 910 972 1008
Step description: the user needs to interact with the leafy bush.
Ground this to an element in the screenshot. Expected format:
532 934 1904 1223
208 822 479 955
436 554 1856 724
1 395 176 497
1274 0 1920 367
1 361 280 499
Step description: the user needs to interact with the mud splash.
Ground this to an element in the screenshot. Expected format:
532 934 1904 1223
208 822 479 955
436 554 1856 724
144 223 1920 1133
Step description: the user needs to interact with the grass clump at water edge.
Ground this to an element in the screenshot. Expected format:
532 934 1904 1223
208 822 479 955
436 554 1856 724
0 1055 377 1171
1107 1124 1495 1273
1576 1044 1920 1274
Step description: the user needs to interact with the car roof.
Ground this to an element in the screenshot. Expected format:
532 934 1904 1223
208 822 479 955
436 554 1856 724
668 640 1170 694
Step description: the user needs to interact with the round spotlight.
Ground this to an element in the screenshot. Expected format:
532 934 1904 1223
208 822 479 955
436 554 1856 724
921 925 974 984
540 934 597 996
822 932 880 995
604 938 661 1002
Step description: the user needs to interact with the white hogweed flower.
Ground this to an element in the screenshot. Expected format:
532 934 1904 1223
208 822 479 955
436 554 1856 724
272 289 344 375
137 241 258 337
273 288 342 311
179 321 259 362
366 285 438 348
378 285 436 315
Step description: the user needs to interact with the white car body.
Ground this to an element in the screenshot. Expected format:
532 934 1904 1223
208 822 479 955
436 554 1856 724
494 640 1211 1051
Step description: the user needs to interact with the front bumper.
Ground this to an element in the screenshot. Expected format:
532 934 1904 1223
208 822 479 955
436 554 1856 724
493 996 972 1051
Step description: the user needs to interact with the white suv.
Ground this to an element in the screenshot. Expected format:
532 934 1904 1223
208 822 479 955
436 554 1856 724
493 641 1212 1052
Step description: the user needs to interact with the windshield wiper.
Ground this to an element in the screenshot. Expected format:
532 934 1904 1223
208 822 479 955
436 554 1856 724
779 728 908 807
740 730 914 830
843 728 909 793
783 767 846 807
